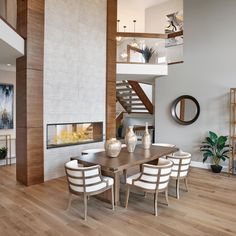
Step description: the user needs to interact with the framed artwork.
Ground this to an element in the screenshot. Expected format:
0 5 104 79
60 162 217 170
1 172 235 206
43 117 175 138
165 10 183 47
0 84 14 129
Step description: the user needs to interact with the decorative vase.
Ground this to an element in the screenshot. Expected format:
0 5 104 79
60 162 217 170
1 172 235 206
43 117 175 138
105 138 122 158
142 122 151 150
211 164 222 173
125 126 137 153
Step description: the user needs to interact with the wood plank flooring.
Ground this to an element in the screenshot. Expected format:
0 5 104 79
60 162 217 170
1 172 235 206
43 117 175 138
0 165 236 236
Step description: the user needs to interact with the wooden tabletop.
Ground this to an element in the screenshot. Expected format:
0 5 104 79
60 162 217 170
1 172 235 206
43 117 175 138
71 145 178 172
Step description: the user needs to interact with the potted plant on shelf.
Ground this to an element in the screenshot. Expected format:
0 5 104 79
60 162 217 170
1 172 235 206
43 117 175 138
0 147 7 160
141 46 155 63
200 131 231 173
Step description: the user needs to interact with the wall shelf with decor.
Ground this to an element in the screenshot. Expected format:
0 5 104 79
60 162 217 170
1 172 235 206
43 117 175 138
229 88 236 175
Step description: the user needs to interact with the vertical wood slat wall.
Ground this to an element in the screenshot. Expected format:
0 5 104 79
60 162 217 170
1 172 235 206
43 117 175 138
106 0 117 139
16 0 44 185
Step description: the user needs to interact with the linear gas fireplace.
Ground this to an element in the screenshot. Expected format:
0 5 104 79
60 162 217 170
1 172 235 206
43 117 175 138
47 122 103 149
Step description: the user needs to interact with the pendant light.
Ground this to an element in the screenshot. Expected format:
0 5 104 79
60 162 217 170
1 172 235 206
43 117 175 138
130 20 138 48
116 20 122 42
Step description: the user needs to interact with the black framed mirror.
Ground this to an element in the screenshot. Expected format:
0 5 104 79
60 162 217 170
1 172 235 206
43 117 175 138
171 95 200 125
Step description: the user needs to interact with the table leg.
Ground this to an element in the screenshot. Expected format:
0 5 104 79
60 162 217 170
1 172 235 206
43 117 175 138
113 172 120 206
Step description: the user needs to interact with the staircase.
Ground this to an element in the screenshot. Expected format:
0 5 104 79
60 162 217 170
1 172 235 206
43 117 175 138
116 80 153 114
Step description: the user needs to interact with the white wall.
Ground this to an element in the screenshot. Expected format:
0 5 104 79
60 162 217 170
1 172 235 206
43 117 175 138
0 69 16 163
44 0 106 180
154 0 236 167
118 0 168 33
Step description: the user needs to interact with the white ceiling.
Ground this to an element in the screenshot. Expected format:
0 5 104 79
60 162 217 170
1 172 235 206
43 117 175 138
0 18 24 69
0 39 22 66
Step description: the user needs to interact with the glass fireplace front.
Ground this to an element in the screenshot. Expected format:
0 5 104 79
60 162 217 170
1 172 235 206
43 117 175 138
47 122 103 149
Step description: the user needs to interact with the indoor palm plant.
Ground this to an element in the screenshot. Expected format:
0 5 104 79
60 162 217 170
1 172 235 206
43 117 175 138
0 147 7 160
141 46 155 63
200 131 231 173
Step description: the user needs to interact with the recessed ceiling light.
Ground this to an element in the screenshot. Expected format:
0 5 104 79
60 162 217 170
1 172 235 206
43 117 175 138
6 64 11 66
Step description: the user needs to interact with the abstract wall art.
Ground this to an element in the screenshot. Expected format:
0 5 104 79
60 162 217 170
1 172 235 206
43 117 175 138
0 84 14 129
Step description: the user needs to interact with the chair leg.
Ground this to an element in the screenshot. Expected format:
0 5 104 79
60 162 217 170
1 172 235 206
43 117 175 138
165 189 169 206
66 192 73 211
184 178 189 192
176 179 180 199
139 164 142 172
123 169 127 184
125 185 130 209
111 186 115 210
154 192 158 216
84 194 88 220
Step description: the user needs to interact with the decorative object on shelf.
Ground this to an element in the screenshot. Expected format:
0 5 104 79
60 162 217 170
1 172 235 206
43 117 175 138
0 147 7 160
171 95 200 125
0 84 14 129
200 131 231 173
125 126 137 153
105 138 122 158
165 10 183 47
141 46 155 63
142 122 151 150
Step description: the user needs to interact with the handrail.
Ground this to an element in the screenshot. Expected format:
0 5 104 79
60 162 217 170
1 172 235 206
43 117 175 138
128 80 153 114
127 45 142 62
116 30 183 39
168 61 184 65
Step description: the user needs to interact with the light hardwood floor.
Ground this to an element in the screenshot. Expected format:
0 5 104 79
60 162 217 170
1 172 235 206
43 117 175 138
0 165 236 236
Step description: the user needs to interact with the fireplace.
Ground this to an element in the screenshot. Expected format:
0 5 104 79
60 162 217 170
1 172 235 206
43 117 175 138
46 122 103 149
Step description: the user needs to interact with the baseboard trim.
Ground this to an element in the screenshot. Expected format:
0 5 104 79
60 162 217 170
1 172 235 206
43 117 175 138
190 161 228 172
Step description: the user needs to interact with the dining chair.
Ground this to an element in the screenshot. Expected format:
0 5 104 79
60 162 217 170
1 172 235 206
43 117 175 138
65 160 114 220
125 158 173 216
81 148 105 155
152 143 176 148
166 151 192 199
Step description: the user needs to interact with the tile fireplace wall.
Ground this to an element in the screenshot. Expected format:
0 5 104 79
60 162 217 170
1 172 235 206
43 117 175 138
44 0 107 180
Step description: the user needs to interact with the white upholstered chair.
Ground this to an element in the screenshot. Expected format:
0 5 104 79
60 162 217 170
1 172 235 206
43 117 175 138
81 148 105 155
65 160 114 220
125 159 173 216
166 151 192 199
152 143 176 148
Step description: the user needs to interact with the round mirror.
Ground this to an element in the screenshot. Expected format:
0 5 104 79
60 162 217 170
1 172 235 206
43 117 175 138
171 95 200 125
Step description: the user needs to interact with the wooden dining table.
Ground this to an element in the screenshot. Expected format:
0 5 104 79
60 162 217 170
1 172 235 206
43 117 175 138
71 144 178 205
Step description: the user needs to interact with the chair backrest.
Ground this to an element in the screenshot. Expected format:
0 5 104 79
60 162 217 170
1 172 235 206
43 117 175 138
65 160 107 193
167 151 192 178
81 148 105 155
152 143 176 148
134 159 173 191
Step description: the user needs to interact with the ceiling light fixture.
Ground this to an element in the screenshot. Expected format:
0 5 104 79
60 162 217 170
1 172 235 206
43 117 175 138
130 20 138 48
116 20 122 42
6 64 11 66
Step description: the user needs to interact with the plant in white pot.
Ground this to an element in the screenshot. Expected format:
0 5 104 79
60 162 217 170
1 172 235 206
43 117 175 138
200 131 231 173
0 147 7 160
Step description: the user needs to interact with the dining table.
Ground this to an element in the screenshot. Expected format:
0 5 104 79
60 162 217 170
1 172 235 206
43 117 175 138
71 144 178 205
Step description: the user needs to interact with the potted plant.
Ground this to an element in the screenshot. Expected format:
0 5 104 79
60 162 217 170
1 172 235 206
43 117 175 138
141 46 155 63
0 147 7 160
200 131 231 173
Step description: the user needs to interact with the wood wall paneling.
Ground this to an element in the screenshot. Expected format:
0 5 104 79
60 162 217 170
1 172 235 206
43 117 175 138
106 0 117 139
16 0 44 186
